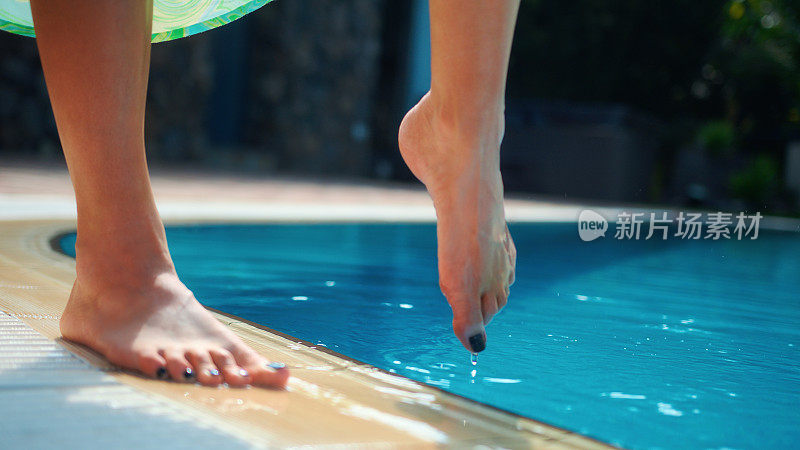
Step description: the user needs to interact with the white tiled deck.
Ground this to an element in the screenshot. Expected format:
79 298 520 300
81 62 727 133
0 312 254 449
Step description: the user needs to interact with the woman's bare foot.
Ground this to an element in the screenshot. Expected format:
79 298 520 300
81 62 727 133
399 92 516 353
31 0 289 389
60 226 289 388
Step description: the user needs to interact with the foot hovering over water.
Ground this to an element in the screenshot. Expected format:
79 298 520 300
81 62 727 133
399 93 516 353
399 0 520 352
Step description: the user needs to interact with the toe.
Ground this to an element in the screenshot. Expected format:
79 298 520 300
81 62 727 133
249 361 290 389
162 349 195 382
447 291 487 353
496 291 508 310
506 228 517 286
187 349 223 387
230 347 290 389
481 292 499 326
137 352 168 379
210 348 251 387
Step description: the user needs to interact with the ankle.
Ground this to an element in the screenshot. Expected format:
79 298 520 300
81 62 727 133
74 219 175 290
426 91 506 150
75 250 175 292
399 92 505 195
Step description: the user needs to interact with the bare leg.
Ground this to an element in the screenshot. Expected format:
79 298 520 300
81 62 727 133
399 0 519 352
30 0 288 387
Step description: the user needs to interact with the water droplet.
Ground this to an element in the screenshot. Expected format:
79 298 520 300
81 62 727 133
291 296 308 301
471 353 477 366
324 281 336 287
399 304 413 309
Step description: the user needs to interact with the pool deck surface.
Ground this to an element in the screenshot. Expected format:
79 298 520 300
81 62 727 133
6 161 793 448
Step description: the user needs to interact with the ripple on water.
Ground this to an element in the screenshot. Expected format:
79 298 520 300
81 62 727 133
605 392 647 400
405 366 431 374
483 377 522 384
657 403 684 417
573 294 612 303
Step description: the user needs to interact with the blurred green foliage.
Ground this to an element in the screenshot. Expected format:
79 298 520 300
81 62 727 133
729 154 780 204
698 120 737 155
711 0 800 145
508 0 800 148
508 0 800 209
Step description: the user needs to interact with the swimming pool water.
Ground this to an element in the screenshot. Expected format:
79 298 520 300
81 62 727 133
61 223 800 449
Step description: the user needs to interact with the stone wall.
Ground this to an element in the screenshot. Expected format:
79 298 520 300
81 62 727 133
244 0 385 175
0 0 388 177
0 33 57 158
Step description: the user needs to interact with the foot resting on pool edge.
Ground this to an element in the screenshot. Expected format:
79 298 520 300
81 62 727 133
399 92 516 353
59 221 290 388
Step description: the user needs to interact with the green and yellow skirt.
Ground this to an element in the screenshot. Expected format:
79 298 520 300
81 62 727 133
0 0 272 43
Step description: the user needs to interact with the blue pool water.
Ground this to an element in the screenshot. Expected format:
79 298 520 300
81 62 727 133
61 223 800 449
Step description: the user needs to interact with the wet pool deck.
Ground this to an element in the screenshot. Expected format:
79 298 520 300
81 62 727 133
0 161 697 449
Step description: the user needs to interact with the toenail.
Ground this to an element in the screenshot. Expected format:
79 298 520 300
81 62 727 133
183 368 195 381
469 333 486 353
156 367 168 380
238 368 249 377
267 362 286 371
206 368 220 377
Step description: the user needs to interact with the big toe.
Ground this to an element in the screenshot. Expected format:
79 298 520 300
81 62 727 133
232 347 290 389
247 361 290 388
449 293 487 353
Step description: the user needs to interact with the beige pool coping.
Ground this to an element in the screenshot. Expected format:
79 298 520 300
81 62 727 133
3 163 797 448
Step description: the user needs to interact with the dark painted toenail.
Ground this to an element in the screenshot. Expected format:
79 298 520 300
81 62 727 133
206 368 220 377
267 362 286 370
156 367 168 380
183 368 194 381
238 368 249 377
469 333 486 353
